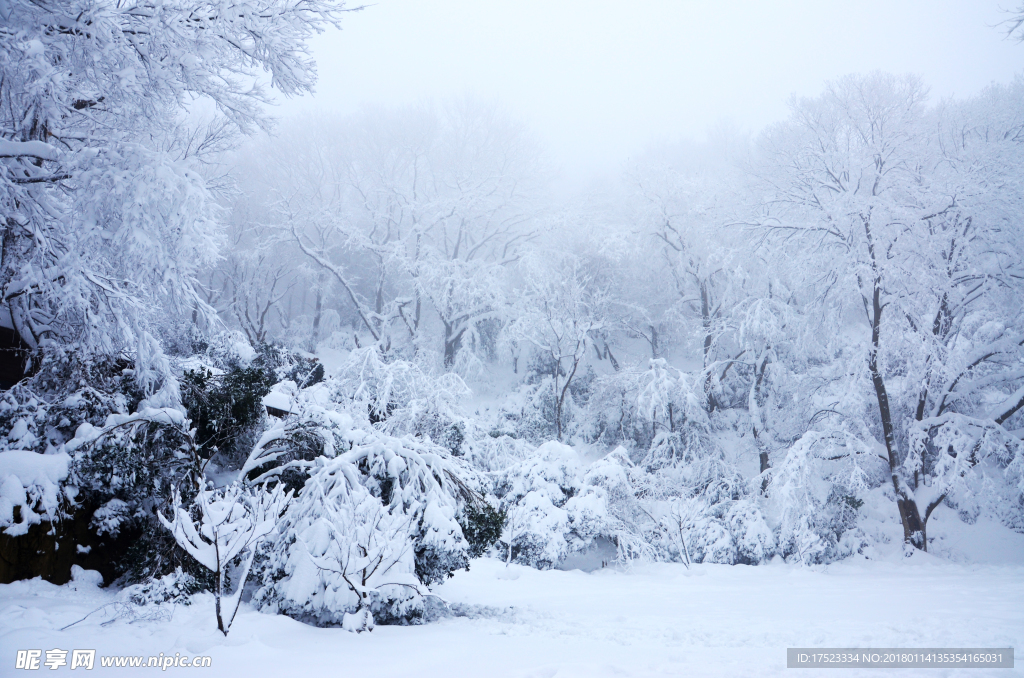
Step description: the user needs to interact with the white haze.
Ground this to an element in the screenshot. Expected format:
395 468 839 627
275 0 1023 189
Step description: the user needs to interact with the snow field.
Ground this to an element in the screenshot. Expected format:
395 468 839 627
2 555 1021 678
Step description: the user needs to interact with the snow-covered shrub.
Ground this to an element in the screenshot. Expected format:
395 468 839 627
160 482 290 636
0 450 73 536
496 441 613 568
659 494 775 565
491 373 592 447
254 341 325 389
347 436 472 587
691 500 775 565
0 350 215 579
90 499 132 537
767 430 877 563
332 347 470 447
687 513 737 564
494 377 559 444
0 353 142 459
244 379 474 625
181 363 273 468
464 429 534 473
252 456 425 628
196 331 257 371
584 360 718 465
726 501 777 564
67 408 205 583
581 447 658 562
121 567 204 607
179 336 323 469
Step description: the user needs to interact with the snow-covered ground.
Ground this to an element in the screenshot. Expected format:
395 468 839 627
3 548 1021 677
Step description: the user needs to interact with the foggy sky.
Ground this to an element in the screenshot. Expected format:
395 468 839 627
275 0 1023 187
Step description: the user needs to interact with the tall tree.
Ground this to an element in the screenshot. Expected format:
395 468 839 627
755 73 1024 550
0 0 347 394
243 102 541 363
509 255 607 441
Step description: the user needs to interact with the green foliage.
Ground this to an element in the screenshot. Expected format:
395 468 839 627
70 416 204 586
182 364 275 466
843 495 865 511
459 502 507 558
118 527 217 590
414 543 468 586
181 341 323 468
440 421 466 456
124 568 207 606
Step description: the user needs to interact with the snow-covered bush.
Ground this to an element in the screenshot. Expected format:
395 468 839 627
0 351 213 583
244 378 474 626
681 499 776 565
332 347 470 449
581 447 658 562
178 334 326 470
67 407 205 583
464 430 534 473
252 456 425 629
496 441 613 568
121 568 204 607
0 362 175 586
583 360 721 465
160 482 290 636
766 430 877 564
493 377 559 444
0 450 73 537
0 353 142 459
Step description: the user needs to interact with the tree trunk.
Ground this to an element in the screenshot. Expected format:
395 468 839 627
751 352 771 494
443 322 465 369
604 342 620 371
310 285 323 351
554 372 563 441
700 283 717 412
862 223 927 550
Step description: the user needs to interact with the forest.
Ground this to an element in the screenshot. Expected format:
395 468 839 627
1 1 1023 671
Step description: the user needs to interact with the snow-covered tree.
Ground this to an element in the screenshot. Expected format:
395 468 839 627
0 0 347 394
636 358 718 474
242 375 474 624
508 255 607 441
496 441 611 568
233 102 542 363
257 455 424 631
626 137 750 410
159 482 290 635
755 72 1024 550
